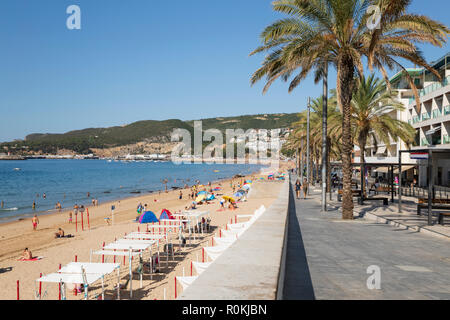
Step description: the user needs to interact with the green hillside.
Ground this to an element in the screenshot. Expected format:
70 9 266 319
1 113 298 154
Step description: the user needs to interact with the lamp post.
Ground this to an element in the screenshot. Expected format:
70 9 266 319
306 97 311 195
321 63 328 212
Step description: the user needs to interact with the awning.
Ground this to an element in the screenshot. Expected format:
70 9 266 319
425 126 441 136
374 167 390 173
394 165 416 174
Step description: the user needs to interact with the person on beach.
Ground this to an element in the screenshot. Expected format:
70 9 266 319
73 204 79 216
87 192 90 198
179 191 183 200
32 215 39 230
43 193 46 199
69 211 73 224
32 201 36 210
1 200 3 209
295 179 301 199
20 248 33 260
55 228 65 238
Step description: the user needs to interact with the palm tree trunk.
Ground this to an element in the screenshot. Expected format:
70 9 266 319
337 55 355 220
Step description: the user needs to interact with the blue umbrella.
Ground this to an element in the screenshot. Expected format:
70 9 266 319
138 211 159 224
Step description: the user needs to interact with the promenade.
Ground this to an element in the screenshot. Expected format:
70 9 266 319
283 176 450 300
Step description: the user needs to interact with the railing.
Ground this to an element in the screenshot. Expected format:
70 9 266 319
421 138 430 146
412 115 421 124
399 185 450 200
432 109 442 119
443 135 450 145
420 75 450 97
421 112 431 121
408 75 450 105
444 105 450 116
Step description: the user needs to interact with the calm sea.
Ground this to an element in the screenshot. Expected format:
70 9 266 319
0 159 264 223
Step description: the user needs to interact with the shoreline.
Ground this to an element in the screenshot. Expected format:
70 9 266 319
0 164 291 300
0 163 268 226
0 165 281 261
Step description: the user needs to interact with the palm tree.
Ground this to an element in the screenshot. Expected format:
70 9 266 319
351 74 416 197
250 0 449 219
286 96 342 192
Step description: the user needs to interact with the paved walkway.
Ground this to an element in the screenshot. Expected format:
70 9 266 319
283 176 450 300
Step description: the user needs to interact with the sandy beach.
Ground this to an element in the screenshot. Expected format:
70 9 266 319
0 162 292 300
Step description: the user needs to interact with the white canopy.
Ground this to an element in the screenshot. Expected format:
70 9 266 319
204 244 230 261
114 239 157 246
37 272 103 285
59 262 119 275
214 236 237 247
93 250 141 257
125 233 165 240
176 276 198 290
192 261 212 275
103 243 150 251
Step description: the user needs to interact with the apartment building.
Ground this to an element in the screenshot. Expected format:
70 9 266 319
407 52 450 186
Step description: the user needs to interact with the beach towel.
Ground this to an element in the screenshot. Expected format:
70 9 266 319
18 256 44 261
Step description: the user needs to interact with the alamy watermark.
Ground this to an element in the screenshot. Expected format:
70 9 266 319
367 265 381 290
67 5 81 30
366 5 382 30
170 121 282 169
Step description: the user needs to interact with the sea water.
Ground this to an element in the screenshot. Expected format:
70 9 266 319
0 159 264 223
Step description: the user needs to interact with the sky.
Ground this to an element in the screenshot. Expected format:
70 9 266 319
0 0 449 142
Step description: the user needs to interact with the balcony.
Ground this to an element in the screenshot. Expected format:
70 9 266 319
408 75 450 105
412 116 421 124
421 138 430 146
444 105 450 116
420 75 450 97
444 135 450 145
421 112 431 121
432 109 442 119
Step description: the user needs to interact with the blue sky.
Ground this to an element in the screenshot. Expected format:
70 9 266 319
0 0 449 142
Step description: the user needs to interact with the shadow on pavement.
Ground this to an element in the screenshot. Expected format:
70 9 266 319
282 182 315 300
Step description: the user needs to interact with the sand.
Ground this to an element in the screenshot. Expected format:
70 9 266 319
0 162 292 300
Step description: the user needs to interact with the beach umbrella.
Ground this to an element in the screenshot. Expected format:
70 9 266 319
195 194 206 203
206 194 215 201
160 209 174 220
242 185 251 190
197 191 208 196
237 189 246 194
222 196 236 203
213 187 221 191
245 180 252 184
138 211 159 224
234 192 244 198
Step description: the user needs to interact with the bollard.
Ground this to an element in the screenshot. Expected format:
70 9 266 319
39 273 42 298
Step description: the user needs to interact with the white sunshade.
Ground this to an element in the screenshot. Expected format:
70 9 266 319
93 250 141 257
125 233 166 240
176 276 198 290
192 262 212 275
145 225 181 230
103 243 150 251
59 262 119 275
114 239 158 246
37 272 103 285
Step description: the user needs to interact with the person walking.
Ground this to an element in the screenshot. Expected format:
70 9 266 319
295 179 301 200
32 215 39 231
303 178 309 199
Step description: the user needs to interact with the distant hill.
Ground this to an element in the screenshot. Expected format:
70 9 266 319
1 113 298 155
